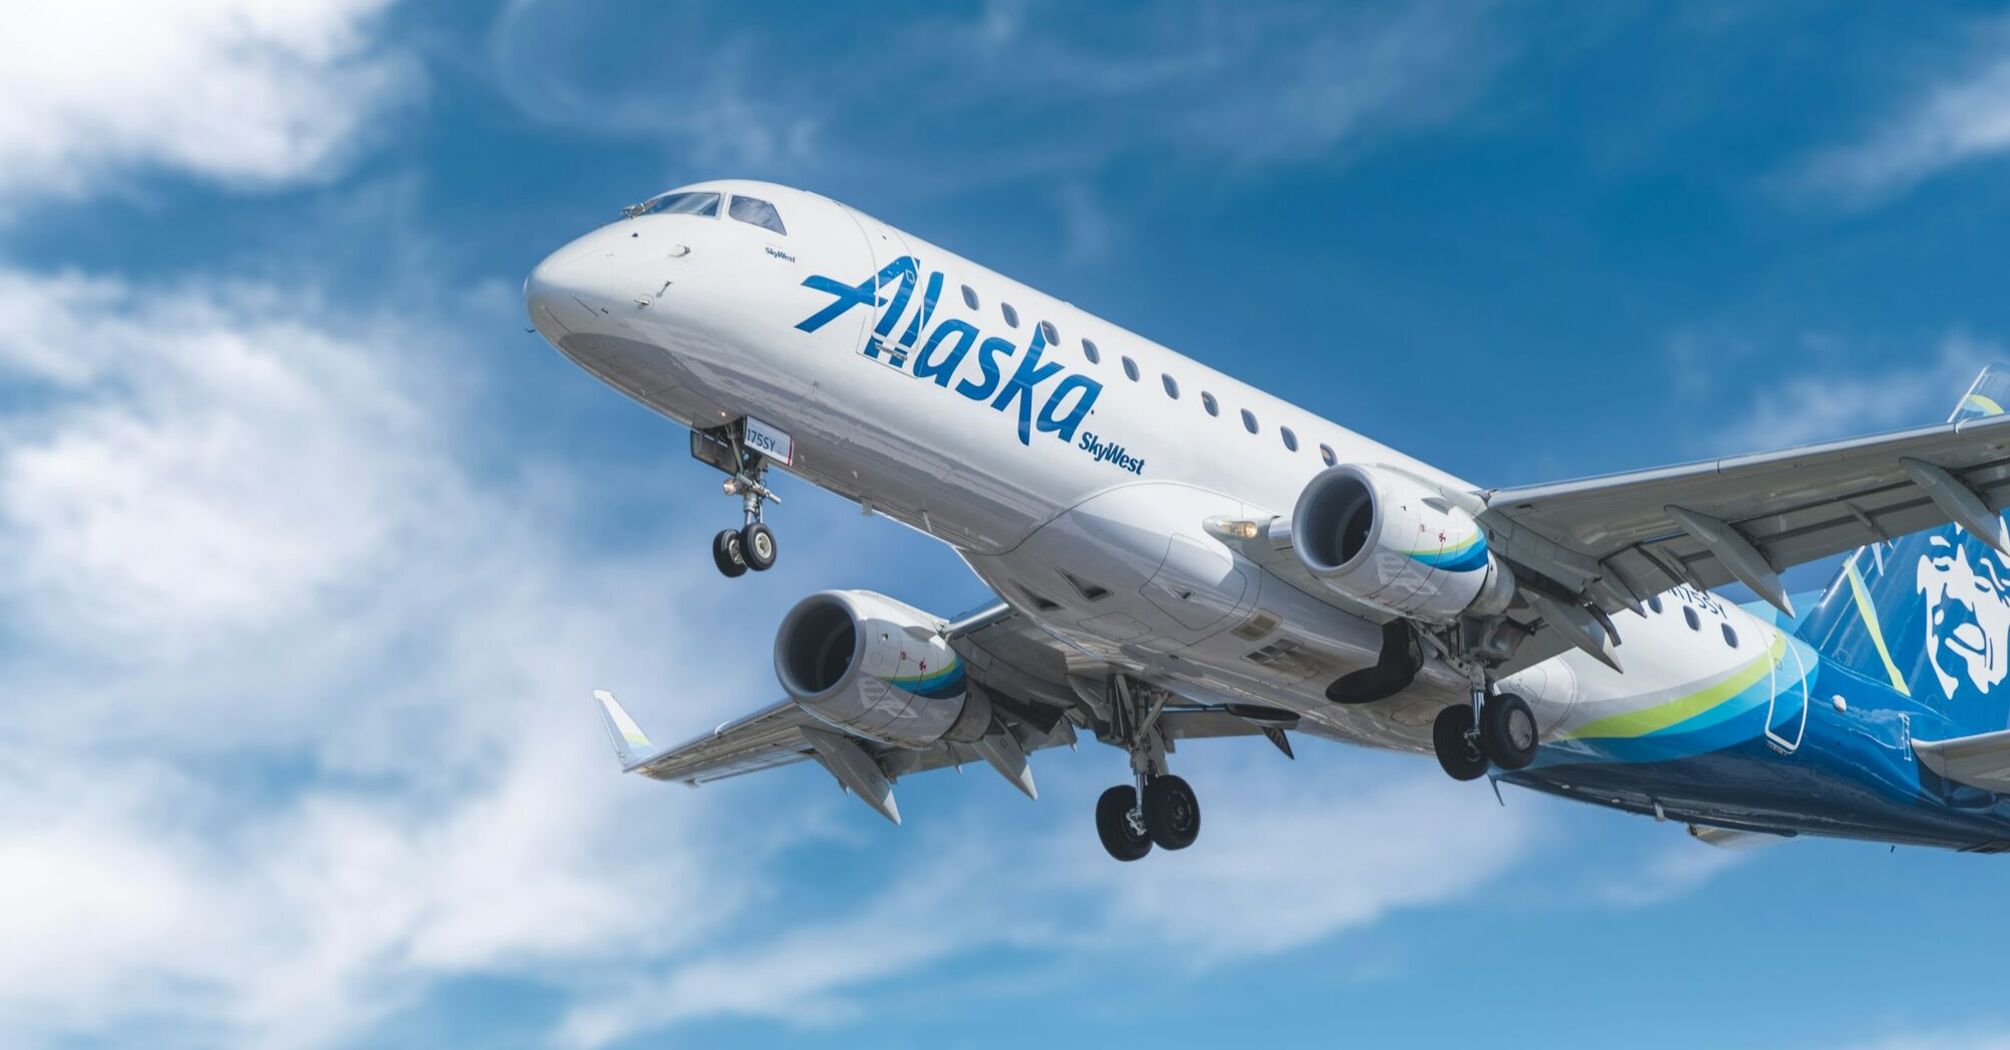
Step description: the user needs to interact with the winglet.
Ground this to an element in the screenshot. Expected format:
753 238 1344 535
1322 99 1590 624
594 689 653 769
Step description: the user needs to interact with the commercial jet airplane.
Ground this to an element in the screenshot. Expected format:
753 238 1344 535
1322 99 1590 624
528 179 2010 860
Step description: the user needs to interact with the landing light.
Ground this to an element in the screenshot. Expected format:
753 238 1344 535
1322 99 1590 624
1204 516 1262 542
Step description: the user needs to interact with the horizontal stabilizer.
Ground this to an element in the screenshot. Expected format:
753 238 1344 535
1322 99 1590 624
1687 824 1793 850
1915 729 2010 794
594 689 654 769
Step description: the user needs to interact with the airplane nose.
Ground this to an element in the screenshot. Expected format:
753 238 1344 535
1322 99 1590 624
525 249 588 339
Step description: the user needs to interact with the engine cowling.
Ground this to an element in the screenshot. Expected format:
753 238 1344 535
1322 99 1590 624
1291 464 1515 624
773 589 992 748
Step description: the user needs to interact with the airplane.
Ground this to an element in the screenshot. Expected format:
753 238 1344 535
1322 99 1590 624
528 179 2010 861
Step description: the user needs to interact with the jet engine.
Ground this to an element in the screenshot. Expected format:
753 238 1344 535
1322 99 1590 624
1291 464 1515 624
773 589 992 748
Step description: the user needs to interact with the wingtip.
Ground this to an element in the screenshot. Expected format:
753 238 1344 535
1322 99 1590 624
593 689 653 767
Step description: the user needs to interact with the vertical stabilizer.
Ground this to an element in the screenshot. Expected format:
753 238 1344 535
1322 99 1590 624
1799 365 2010 734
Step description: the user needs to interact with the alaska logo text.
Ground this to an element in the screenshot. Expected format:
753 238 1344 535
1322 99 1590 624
797 257 1134 467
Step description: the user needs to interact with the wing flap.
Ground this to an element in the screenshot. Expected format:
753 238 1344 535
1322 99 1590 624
626 700 817 784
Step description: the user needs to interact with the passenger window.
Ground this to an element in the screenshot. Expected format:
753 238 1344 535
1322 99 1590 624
1683 607 1701 631
1122 357 1139 381
728 195 786 235
629 190 720 218
1721 623 1739 648
1241 409 1258 434
1082 338 1101 364
1162 374 1179 399
1001 303 1019 328
1281 427 1298 452
1039 320 1059 345
1202 392 1219 417
962 285 979 310
1319 444 1336 467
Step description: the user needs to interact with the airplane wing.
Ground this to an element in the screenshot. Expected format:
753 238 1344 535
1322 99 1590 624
595 599 1301 820
1478 413 2010 670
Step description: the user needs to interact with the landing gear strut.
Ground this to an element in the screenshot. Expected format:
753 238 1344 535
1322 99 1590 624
1092 675 1202 861
1412 617 1544 783
692 421 781 578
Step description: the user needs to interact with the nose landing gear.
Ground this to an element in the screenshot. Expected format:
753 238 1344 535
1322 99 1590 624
692 421 782 578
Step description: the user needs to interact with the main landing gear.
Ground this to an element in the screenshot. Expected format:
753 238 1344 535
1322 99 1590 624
1092 675 1202 862
693 422 781 579
1432 686 1537 782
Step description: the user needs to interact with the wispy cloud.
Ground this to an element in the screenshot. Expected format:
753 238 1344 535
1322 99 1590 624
0 0 419 207
1588 838 1749 908
559 753 1541 1046
1799 16 2010 204
1833 1028 2010 1050
488 0 1504 188
1673 330 2001 453
0 267 795 1047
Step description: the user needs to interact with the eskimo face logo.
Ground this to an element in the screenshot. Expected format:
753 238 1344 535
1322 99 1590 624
1916 529 2010 700
795 257 1102 448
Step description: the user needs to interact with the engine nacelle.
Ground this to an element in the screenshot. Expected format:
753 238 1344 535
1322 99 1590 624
1291 464 1515 624
773 589 992 748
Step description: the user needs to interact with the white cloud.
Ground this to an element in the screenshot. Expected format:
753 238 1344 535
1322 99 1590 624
1801 18 2010 203
1683 331 2001 453
559 752 1541 1046
488 0 1500 182
1588 838 1748 908
1835 1029 2010 1050
0 267 775 1047
0 0 417 204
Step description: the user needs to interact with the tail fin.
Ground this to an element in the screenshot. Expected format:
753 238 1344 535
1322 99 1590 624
594 689 654 768
1799 365 2010 734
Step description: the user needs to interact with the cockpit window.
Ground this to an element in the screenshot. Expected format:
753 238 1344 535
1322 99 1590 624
626 191 720 219
729 195 787 236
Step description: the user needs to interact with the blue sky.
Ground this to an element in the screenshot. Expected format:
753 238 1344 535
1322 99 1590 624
6 1 2010 1047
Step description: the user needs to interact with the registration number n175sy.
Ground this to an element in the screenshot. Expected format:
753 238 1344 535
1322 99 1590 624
744 416 794 466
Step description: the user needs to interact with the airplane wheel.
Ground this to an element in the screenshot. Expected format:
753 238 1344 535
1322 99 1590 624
1095 785 1153 862
1143 774 1201 850
1433 704 1491 781
1481 692 1538 771
740 522 777 572
712 528 748 578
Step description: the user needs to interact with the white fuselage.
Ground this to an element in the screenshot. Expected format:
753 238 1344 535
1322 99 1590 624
527 180 1793 758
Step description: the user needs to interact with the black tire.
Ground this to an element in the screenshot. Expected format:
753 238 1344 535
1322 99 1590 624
1095 785 1153 862
1433 704 1491 781
712 528 747 578
740 522 778 572
1481 692 1539 771
1142 774 1201 850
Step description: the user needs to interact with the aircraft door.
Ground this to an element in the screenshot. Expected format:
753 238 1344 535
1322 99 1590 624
809 209 976 544
1765 630 1810 754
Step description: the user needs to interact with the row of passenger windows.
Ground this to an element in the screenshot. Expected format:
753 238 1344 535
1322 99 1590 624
957 282 1338 465
1644 594 1742 649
